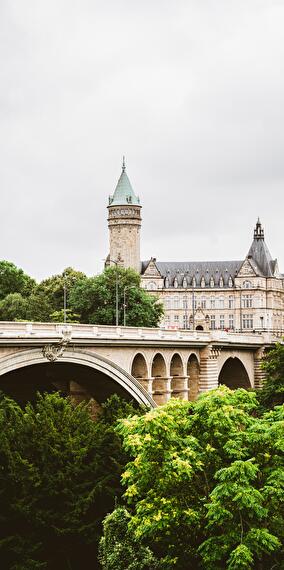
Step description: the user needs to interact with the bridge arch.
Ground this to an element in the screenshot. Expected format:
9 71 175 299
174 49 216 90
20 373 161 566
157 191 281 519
170 353 187 400
151 353 168 406
187 353 200 400
0 348 155 408
218 357 251 389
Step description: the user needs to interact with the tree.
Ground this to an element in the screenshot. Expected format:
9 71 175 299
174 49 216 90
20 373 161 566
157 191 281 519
0 292 28 321
36 267 86 313
69 267 164 327
0 260 35 300
259 343 284 410
0 392 141 569
100 387 284 569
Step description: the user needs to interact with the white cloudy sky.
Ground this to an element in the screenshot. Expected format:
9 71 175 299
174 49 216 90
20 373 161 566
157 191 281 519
1 0 284 281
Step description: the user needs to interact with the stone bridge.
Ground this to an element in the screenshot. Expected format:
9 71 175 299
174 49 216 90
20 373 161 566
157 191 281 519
0 322 281 408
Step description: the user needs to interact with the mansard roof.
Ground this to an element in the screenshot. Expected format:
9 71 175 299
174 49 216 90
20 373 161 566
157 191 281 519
108 158 140 207
141 260 243 287
247 219 277 277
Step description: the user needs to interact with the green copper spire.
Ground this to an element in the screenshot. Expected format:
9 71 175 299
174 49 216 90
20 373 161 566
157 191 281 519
109 158 140 206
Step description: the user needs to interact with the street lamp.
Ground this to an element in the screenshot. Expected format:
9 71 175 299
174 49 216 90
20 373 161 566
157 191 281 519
63 273 67 324
108 259 119 326
123 285 136 327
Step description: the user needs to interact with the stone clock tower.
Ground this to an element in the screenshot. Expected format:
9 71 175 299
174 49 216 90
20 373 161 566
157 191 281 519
107 158 142 272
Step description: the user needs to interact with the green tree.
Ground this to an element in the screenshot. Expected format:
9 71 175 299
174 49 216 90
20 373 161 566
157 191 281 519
259 343 284 410
0 260 35 300
0 392 141 569
36 267 86 313
0 292 28 320
69 267 164 327
100 388 284 569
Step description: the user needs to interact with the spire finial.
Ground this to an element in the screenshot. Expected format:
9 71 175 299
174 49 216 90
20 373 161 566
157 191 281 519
122 156 126 172
254 218 264 240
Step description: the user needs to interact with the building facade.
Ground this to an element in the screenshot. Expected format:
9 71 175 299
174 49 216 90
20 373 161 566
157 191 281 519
107 161 284 332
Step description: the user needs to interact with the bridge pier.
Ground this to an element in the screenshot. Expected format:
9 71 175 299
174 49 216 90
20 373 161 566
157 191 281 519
199 346 220 393
254 348 267 389
171 376 189 400
152 376 172 405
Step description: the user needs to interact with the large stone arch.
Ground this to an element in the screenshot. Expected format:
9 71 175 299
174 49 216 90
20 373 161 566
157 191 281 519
218 357 252 389
0 348 155 408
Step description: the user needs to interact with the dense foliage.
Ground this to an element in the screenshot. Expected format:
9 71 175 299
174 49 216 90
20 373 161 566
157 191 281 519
69 266 163 327
0 261 163 327
0 392 139 570
100 387 284 569
258 342 284 410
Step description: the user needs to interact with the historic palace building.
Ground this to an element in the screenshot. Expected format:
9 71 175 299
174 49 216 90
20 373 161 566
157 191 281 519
107 160 284 333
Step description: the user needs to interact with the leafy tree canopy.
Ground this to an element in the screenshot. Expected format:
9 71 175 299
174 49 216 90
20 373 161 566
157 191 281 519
0 392 140 570
100 387 284 570
259 342 284 410
0 260 36 300
69 266 164 327
36 267 86 312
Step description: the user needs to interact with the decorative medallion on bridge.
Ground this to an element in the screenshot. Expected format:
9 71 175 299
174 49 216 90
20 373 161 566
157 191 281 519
42 331 71 362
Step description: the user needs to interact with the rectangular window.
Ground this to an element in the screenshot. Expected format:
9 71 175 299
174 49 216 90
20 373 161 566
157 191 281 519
220 315 225 329
210 298 215 309
219 298 224 309
201 298 206 309
174 314 180 324
243 314 253 329
164 298 171 309
210 315 216 330
242 295 253 308
228 296 234 309
173 297 179 309
182 297 188 309
229 314 234 329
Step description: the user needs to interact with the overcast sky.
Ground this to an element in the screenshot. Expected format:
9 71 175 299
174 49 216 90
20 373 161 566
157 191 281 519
1 0 284 281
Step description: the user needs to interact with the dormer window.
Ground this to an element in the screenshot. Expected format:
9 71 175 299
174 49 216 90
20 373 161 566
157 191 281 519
192 277 197 287
183 277 187 288
201 276 205 288
243 280 252 289
165 277 169 288
228 276 233 288
219 277 224 287
174 277 178 288
210 276 214 288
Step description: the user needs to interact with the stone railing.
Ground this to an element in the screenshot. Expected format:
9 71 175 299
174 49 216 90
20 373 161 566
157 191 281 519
0 321 281 345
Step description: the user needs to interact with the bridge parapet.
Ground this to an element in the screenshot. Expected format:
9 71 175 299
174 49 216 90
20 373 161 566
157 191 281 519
0 321 281 346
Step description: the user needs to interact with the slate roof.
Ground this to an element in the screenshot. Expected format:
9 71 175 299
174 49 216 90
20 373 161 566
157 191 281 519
141 260 243 288
247 239 276 277
109 159 140 207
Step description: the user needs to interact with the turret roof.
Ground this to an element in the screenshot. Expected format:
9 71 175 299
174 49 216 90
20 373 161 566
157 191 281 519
109 158 140 207
247 219 276 277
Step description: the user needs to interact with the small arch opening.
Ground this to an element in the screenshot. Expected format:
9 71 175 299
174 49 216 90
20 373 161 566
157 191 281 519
131 353 149 392
187 354 200 401
170 353 186 400
152 353 167 406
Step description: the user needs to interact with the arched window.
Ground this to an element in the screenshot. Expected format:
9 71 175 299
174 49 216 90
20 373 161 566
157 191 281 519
182 277 187 288
200 276 205 288
243 280 252 289
228 276 233 287
219 276 224 287
210 276 215 288
192 277 197 287
147 282 157 291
